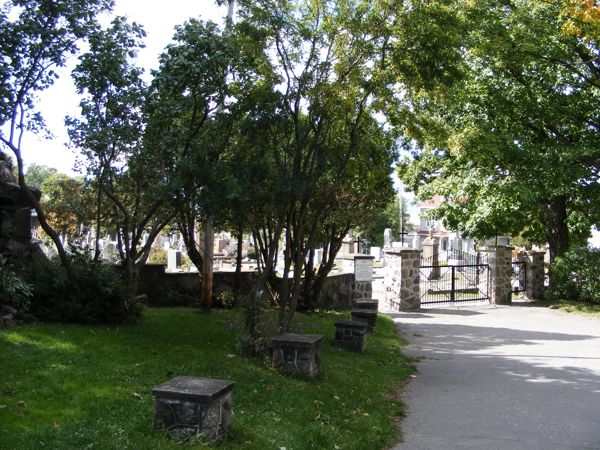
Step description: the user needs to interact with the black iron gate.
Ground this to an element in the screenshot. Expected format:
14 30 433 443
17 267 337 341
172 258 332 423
420 250 490 306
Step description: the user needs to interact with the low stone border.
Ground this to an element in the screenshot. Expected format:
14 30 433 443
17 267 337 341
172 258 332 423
353 299 378 311
351 309 378 332
152 376 234 442
271 333 325 378
334 319 368 352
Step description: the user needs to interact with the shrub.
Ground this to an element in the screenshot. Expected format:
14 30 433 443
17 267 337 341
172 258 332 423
147 248 167 265
549 246 600 304
0 266 33 312
25 253 142 324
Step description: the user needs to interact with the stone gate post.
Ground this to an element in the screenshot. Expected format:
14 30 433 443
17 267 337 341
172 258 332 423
481 246 513 305
386 249 422 311
525 251 545 300
353 255 374 301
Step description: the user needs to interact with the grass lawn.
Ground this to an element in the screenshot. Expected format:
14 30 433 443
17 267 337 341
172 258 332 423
532 299 600 318
0 307 415 450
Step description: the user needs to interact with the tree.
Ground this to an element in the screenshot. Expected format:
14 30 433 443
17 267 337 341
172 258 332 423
147 11 265 308
0 0 114 281
390 0 600 264
237 0 398 332
67 17 174 294
24 166 94 243
358 194 414 247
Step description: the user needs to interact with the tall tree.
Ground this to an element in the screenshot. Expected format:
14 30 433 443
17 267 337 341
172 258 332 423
67 17 173 294
390 0 600 263
238 0 397 332
0 0 114 281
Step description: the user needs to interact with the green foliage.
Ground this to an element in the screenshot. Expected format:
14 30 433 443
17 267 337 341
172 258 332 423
24 253 141 324
359 195 413 247
0 308 414 450
549 247 600 304
0 266 33 311
391 0 600 260
147 248 167 265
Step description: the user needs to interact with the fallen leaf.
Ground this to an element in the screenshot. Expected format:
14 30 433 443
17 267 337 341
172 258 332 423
333 395 340 400
363 413 369 417
16 401 27 408
132 392 142 400
52 422 60 429
267 384 275 390
226 354 236 359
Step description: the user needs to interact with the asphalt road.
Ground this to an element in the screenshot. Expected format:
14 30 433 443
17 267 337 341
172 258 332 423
383 301 600 450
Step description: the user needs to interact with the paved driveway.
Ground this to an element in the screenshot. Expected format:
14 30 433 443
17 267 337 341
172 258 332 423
384 302 600 450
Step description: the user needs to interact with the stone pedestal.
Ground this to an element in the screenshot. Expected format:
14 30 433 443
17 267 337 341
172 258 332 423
353 299 378 311
353 255 374 301
526 251 545 300
350 309 377 332
334 320 367 352
271 333 324 378
481 246 513 305
152 376 234 442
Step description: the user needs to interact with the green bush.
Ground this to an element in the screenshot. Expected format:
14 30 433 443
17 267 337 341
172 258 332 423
0 266 33 311
25 253 142 324
549 246 600 303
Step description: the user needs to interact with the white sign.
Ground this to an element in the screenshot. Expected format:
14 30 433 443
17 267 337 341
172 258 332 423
354 259 373 282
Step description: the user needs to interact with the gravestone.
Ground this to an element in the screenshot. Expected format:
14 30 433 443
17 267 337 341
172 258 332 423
152 376 234 442
168 249 182 272
383 228 393 248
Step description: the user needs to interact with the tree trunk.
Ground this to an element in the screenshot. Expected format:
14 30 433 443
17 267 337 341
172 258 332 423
234 223 243 295
200 216 214 310
544 195 569 264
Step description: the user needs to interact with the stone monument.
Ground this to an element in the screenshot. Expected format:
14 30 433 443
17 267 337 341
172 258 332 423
0 153 43 265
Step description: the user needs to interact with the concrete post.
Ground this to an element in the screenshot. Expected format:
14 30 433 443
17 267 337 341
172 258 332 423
525 251 546 300
481 246 513 305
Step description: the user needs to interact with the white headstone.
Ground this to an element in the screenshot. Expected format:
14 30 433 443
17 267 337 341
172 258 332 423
167 249 182 272
370 246 381 261
383 228 393 248
314 248 323 266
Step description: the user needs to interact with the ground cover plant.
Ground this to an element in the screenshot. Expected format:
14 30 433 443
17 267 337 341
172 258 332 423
0 308 415 449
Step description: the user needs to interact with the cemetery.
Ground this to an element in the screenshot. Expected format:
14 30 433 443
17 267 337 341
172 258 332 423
2 0 600 448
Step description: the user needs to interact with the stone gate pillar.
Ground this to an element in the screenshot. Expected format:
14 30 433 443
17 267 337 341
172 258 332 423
353 255 374 301
386 249 422 311
525 251 545 300
481 246 513 305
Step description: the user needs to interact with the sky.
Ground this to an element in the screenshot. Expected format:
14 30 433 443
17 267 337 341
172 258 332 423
23 0 226 175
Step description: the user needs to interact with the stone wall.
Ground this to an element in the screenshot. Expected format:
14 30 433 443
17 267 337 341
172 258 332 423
136 265 359 310
0 164 44 265
318 273 355 310
136 264 257 307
